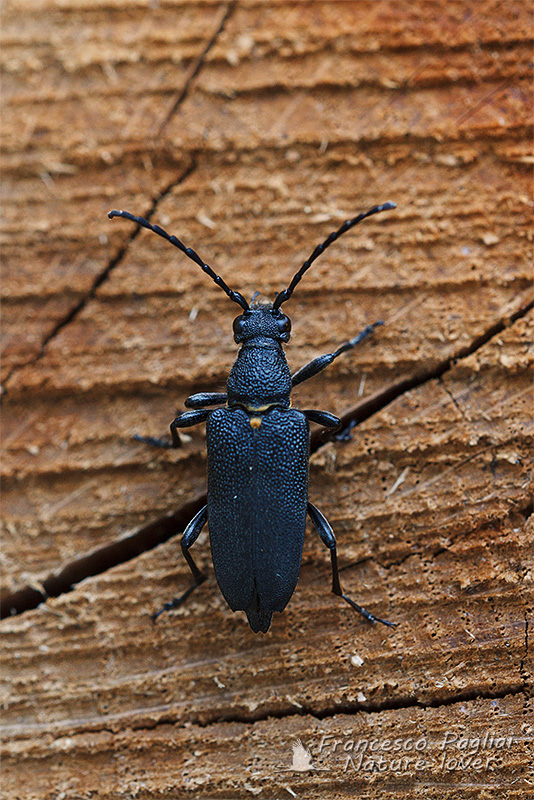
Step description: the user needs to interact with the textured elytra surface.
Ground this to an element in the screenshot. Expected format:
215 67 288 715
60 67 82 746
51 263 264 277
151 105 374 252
1 1 533 798
207 406 308 624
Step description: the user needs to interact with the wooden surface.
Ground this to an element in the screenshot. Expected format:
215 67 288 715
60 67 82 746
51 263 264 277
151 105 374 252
1 1 532 797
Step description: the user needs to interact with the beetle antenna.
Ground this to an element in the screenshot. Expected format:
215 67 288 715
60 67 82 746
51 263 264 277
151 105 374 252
272 201 396 310
108 209 250 311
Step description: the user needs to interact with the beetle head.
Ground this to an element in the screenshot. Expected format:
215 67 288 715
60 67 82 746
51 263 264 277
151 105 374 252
232 302 291 344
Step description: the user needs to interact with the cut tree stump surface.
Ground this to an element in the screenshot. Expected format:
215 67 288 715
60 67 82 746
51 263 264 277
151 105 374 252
1 1 532 798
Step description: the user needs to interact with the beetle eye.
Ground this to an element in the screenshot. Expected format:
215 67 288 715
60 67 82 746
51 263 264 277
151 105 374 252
233 316 246 337
276 315 291 335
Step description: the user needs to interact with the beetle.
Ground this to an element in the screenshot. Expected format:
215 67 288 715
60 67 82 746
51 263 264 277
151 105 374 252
108 201 396 633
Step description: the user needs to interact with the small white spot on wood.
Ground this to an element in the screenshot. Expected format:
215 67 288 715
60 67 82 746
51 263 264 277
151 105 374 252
435 154 459 166
386 467 410 497
196 212 216 229
102 61 118 82
285 695 303 709
481 232 500 245
285 149 300 163
39 171 54 188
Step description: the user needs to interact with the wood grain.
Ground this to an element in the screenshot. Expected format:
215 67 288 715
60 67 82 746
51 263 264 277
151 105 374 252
1 1 532 797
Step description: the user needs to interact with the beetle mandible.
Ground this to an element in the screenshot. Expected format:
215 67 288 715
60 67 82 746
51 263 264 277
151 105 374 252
108 201 396 633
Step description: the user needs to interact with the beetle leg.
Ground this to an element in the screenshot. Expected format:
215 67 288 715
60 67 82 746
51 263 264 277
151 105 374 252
291 321 383 388
169 408 211 446
133 433 178 449
333 419 357 442
184 392 227 409
302 409 340 428
152 505 208 622
135 409 211 449
307 501 395 628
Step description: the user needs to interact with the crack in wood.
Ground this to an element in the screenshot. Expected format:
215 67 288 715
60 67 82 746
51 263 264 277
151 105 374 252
5 684 528 741
519 614 530 682
2 4 235 398
156 0 237 136
313 293 533 451
140 683 531 730
1 162 198 397
438 377 467 421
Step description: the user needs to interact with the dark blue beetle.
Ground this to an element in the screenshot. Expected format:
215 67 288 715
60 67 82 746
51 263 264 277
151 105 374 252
109 202 396 633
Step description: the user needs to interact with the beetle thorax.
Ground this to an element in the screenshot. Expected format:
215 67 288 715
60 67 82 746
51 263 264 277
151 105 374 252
227 304 292 411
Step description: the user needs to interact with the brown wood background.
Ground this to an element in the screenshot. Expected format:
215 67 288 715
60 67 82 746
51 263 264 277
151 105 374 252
1 1 532 797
